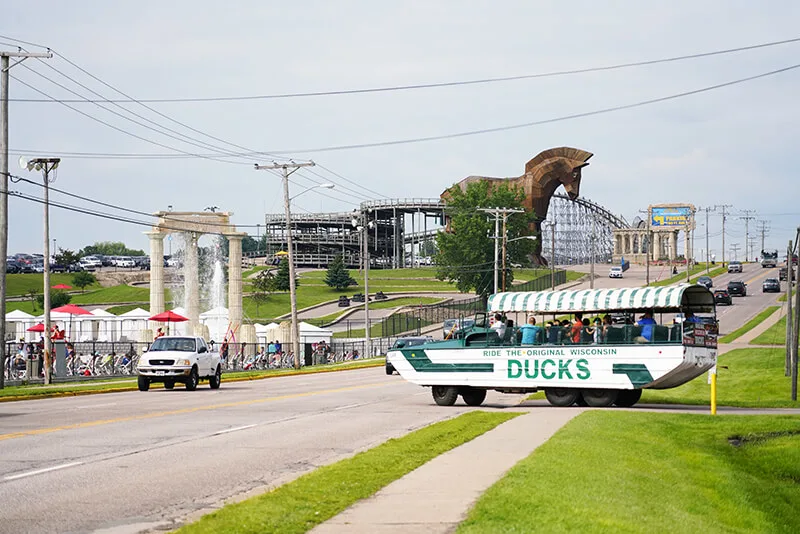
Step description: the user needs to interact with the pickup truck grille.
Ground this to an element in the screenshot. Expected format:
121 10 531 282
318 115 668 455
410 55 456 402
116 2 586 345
149 359 175 365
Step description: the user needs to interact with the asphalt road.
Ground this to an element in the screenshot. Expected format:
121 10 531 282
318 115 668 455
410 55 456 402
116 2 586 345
0 369 523 534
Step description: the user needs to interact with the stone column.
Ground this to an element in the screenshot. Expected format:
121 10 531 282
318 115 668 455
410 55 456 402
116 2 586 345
227 234 244 333
669 231 677 261
185 232 200 331
652 232 660 261
146 232 165 327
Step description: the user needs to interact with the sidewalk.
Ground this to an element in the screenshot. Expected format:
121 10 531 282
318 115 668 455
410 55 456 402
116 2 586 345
719 303 785 354
311 408 581 534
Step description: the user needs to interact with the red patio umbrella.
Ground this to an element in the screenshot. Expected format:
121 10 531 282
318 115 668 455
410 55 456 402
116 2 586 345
51 304 93 340
149 310 189 335
27 323 45 332
51 283 72 290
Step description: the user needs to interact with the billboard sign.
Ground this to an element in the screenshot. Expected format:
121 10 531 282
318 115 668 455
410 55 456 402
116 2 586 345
651 206 692 227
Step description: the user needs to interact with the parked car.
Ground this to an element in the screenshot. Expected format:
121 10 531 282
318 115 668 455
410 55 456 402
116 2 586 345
762 278 781 293
713 289 733 306
386 336 434 375
609 266 623 278
696 275 713 289
137 336 221 391
727 281 747 297
728 261 743 274
6 259 20 274
116 258 136 268
337 296 350 307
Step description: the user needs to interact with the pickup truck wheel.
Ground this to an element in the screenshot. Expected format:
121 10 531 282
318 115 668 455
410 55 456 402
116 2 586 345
185 367 199 391
614 389 642 407
460 387 487 406
545 388 579 407
137 376 150 392
164 380 175 390
209 366 221 389
431 386 458 406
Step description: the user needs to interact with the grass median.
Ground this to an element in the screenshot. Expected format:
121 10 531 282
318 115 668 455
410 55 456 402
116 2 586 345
458 411 800 533
720 305 780 343
0 359 384 401
178 410 521 534
751 315 790 345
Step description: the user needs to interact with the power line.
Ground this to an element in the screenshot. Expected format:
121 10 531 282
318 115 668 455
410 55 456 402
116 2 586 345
4 35 800 102
263 62 800 154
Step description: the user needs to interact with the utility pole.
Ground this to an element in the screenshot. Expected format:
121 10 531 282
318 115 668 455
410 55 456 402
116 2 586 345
715 205 732 268
0 48 53 389
756 220 769 255
792 228 800 401
479 208 524 293
639 207 652 285
786 240 794 377
730 243 740 261
700 207 714 273
254 161 315 369
590 214 596 289
739 210 756 262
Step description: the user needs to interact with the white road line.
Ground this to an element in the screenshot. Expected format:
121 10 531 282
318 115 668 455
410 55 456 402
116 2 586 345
212 424 256 436
4 462 83 481
333 403 364 411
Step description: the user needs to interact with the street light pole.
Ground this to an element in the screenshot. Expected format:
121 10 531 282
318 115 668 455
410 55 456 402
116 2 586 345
23 158 60 384
254 161 316 369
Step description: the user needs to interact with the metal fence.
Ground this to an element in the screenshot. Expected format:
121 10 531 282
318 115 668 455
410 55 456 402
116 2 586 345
513 269 566 292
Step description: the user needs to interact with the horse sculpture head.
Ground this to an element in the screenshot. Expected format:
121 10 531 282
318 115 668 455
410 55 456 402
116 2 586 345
524 147 593 201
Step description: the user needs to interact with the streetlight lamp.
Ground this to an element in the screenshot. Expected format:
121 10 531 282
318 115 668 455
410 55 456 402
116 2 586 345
352 209 374 358
21 157 60 385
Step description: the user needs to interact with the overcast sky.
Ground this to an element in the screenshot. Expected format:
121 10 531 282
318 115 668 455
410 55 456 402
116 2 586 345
2 0 799 260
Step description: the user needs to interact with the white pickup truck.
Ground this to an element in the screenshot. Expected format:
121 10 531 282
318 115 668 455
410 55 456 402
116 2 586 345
137 336 221 391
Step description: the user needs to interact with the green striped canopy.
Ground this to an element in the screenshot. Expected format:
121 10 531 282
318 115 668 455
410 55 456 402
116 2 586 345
487 284 714 314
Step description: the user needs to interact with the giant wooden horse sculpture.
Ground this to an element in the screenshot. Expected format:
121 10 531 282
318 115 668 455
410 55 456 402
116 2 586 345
442 147 593 265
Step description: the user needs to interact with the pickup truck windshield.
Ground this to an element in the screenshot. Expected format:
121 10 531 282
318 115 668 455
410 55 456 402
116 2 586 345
150 337 196 352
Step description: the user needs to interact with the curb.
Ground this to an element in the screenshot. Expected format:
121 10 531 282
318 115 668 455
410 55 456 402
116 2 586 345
0 360 384 403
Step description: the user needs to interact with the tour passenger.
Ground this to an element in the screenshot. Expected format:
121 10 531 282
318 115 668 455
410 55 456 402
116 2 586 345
684 311 701 323
490 313 507 339
571 313 584 344
636 310 657 343
546 321 559 344
520 316 542 345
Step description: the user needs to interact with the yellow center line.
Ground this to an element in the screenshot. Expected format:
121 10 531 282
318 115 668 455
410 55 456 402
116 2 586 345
0 382 387 442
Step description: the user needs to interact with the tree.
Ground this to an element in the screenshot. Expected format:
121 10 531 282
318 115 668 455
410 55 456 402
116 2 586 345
36 290 71 309
435 180 535 296
324 254 356 291
72 271 97 293
54 248 80 267
26 289 38 311
79 241 145 257
250 269 276 315
274 258 295 292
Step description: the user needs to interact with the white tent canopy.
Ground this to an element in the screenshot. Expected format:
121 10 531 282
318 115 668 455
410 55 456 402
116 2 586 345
120 307 151 318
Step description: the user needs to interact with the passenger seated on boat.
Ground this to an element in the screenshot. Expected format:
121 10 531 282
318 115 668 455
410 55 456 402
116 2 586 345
546 322 560 344
520 316 542 345
490 313 507 339
502 320 515 345
635 311 657 343
560 320 573 345
580 318 595 344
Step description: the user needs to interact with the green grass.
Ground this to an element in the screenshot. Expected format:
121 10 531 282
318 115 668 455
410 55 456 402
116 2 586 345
751 316 790 346
178 411 521 534
458 411 800 534
105 304 141 315
650 263 714 287
5 273 101 297
70 284 150 305
690 264 727 283
640 348 798 408
5 300 39 314
720 306 780 343
0 359 384 399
